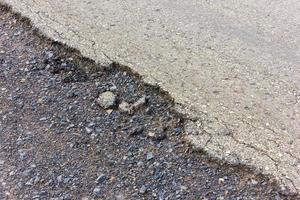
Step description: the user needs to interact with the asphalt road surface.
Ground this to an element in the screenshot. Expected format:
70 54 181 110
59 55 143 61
1 0 300 195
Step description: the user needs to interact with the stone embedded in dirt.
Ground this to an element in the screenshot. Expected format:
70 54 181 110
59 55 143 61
148 132 156 137
97 91 117 109
119 101 132 113
45 51 54 59
57 175 63 183
18 149 27 161
147 130 167 141
146 152 154 160
129 126 144 136
106 109 113 114
109 85 117 91
96 174 106 184
218 178 225 185
85 127 93 134
132 95 147 110
139 185 147 194
93 186 101 196
90 133 98 140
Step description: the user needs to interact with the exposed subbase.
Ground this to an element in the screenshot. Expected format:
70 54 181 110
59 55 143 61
0 5 297 200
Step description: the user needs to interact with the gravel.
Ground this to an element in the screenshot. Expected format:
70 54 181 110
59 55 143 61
0 5 297 200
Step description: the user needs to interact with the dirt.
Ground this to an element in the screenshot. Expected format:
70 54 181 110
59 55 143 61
0 5 298 200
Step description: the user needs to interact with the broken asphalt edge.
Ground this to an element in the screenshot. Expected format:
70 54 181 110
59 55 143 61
0 2 298 196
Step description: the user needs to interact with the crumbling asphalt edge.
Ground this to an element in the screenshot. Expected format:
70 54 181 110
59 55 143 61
0 2 298 196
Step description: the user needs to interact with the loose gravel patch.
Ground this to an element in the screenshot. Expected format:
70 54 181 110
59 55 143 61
0 5 297 200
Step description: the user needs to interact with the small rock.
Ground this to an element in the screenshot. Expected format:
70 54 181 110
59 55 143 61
9 170 16 176
22 169 33 177
33 176 40 184
250 179 258 186
114 193 126 200
148 132 156 137
119 101 131 113
18 149 27 161
57 175 63 183
45 64 51 70
146 152 154 160
66 124 75 130
129 126 144 136
39 117 47 121
85 127 93 134
93 186 101 196
45 51 54 59
109 85 117 91
218 178 225 184
88 122 95 127
97 91 116 109
25 178 34 186
137 161 143 167
106 109 113 114
139 185 147 194
147 131 166 141
90 133 98 140
95 174 106 184
64 177 71 184
180 185 188 190
95 82 101 87
132 95 147 110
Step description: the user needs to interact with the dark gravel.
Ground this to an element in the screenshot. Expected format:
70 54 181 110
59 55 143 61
0 6 297 200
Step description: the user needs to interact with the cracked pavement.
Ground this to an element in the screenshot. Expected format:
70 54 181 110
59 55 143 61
1 0 300 194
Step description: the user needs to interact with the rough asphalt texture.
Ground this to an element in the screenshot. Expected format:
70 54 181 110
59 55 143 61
1 7 298 200
1 0 299 193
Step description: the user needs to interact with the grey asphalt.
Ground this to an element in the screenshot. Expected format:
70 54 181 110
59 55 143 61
2 0 300 194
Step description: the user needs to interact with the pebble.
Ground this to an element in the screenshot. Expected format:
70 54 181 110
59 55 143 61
250 179 258 186
137 161 143 167
85 127 93 134
95 174 106 184
93 186 101 196
139 185 147 194
218 178 225 184
90 133 98 140
180 185 188 190
146 152 154 160
57 175 63 183
18 149 28 161
132 95 147 110
39 117 47 121
148 132 156 137
130 126 144 136
147 131 167 141
45 51 54 59
97 91 117 109
119 101 131 113
109 85 117 91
